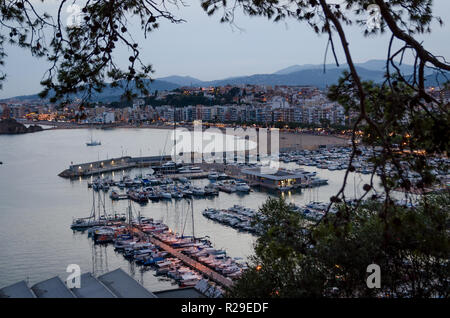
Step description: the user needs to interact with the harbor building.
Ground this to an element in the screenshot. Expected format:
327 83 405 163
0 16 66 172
0 268 206 298
241 168 308 190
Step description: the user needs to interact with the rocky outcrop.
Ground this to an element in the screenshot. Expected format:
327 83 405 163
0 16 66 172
0 118 43 134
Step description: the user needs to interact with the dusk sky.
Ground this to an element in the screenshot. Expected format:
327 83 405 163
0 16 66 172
1 0 449 99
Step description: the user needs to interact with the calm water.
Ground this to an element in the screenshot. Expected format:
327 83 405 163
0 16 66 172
0 128 377 291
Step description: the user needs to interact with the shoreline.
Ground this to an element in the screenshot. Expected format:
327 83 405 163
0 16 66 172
19 120 350 151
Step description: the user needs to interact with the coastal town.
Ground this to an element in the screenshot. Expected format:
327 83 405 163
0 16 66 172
2 85 353 128
0 0 449 303
1 82 448 299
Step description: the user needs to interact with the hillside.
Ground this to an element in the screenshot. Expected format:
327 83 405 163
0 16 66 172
1 60 447 102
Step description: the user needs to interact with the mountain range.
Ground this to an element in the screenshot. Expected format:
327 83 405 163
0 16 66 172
2 60 447 102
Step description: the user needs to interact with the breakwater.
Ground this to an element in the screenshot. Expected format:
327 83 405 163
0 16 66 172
58 155 173 178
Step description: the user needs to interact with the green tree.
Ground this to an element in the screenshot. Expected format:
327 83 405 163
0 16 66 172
229 195 449 298
0 1 185 100
198 0 450 297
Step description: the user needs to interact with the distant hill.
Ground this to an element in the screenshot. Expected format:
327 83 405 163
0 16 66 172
2 79 180 102
425 71 450 87
273 59 432 77
2 61 447 102
157 75 204 87
274 64 327 75
205 66 386 88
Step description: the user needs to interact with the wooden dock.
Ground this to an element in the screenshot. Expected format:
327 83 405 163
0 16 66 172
172 172 209 180
130 227 233 289
149 236 234 289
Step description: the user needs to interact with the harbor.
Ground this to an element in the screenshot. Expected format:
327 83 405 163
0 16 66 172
70 195 241 293
2 127 446 295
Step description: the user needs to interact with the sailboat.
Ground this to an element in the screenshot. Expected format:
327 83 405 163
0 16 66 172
71 186 125 230
86 130 101 146
70 189 102 230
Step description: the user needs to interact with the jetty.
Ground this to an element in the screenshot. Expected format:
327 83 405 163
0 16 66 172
58 155 172 178
149 236 233 289
130 226 233 289
58 150 265 179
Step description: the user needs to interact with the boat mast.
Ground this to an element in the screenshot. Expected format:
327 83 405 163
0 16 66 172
91 186 96 220
97 190 101 221
190 198 195 239
173 105 176 165
102 191 107 219
127 199 132 227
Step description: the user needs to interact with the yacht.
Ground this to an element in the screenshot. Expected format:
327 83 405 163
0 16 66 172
208 171 219 180
178 177 189 183
160 191 172 199
71 217 101 230
86 132 101 146
192 187 205 196
147 191 160 200
86 140 101 146
204 184 219 195
218 173 228 180
171 191 184 199
235 182 251 192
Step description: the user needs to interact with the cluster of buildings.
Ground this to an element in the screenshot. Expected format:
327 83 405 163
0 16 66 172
4 84 445 127
152 102 346 126
0 102 66 122
1 85 350 127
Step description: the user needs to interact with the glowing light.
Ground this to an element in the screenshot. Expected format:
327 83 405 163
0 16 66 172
256 265 262 271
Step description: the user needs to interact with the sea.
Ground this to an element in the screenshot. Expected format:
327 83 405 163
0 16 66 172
0 127 377 291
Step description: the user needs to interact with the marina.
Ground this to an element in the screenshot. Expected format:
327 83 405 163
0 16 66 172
71 197 241 293
2 127 442 294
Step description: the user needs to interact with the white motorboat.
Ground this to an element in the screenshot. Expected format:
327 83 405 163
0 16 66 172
192 187 205 196
208 171 219 180
235 182 250 192
160 191 172 199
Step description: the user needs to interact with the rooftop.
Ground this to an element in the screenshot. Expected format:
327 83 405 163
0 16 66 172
97 268 157 298
71 273 116 298
1 267 210 299
31 276 76 298
242 167 307 180
0 281 36 298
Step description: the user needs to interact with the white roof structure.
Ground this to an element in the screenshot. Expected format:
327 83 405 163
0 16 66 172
242 167 307 181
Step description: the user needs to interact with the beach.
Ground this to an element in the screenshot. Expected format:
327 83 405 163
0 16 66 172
279 131 349 151
22 120 349 152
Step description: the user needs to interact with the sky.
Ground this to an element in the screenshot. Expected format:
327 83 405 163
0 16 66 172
1 0 449 99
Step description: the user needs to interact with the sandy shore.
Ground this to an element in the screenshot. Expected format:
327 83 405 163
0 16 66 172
279 131 348 150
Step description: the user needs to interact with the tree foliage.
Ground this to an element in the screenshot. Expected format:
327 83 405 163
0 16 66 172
0 0 184 102
1 0 449 298
198 0 450 297
229 195 449 298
